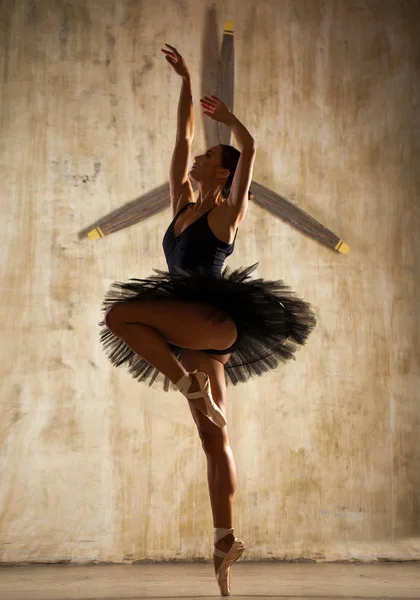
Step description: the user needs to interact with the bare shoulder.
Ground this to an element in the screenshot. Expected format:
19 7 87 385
172 179 195 218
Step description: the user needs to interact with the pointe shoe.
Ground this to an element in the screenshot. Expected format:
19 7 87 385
214 535 246 596
176 370 227 428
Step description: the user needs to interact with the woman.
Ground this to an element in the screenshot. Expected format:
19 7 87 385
99 44 316 596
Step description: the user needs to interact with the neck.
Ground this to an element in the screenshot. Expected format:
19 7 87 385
195 186 224 211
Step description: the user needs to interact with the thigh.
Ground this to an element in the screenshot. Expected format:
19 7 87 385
105 298 238 353
180 348 232 439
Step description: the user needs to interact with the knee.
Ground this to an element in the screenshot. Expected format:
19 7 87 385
104 306 120 331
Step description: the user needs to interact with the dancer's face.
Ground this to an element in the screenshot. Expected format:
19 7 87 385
190 145 229 185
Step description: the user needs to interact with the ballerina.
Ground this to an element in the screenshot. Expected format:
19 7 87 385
99 43 316 596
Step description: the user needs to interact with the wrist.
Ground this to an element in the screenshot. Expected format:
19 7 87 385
223 113 237 126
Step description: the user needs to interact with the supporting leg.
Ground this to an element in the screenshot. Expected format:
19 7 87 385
205 443 237 528
202 438 238 575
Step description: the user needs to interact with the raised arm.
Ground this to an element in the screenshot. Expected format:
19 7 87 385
176 73 194 140
162 45 195 214
199 96 256 227
224 113 256 226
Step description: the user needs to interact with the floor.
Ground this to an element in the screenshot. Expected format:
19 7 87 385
0 562 419 599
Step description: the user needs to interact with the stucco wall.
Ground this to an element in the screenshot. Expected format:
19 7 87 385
0 0 419 563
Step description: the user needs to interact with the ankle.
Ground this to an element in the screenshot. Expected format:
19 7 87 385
175 371 192 395
187 372 201 393
214 527 234 545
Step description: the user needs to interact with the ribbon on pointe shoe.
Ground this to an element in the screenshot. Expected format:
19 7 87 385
176 370 227 428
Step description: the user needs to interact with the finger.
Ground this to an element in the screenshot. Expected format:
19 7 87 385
165 43 179 54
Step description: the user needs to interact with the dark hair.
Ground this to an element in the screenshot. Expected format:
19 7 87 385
220 144 254 201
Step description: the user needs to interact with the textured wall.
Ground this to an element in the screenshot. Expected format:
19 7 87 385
0 0 419 564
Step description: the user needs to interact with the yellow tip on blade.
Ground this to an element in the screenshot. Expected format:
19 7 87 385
335 240 350 254
224 21 234 34
87 227 104 240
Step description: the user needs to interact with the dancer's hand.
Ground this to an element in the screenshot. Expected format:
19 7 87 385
200 95 234 124
161 43 190 78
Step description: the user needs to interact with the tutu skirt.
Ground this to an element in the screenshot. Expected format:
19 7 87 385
98 263 317 391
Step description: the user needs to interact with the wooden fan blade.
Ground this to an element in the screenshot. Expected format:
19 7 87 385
217 21 235 146
78 183 171 240
250 180 350 254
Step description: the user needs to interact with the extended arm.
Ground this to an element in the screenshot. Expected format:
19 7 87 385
223 114 256 226
169 75 194 213
177 74 194 140
224 113 255 150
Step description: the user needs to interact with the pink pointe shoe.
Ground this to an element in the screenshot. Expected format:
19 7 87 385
176 370 227 428
214 529 246 596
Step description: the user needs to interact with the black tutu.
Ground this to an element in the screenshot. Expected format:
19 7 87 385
98 263 317 391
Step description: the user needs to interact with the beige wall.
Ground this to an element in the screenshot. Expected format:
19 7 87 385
1 0 419 564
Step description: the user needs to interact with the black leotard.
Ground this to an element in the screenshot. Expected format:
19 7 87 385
162 203 238 276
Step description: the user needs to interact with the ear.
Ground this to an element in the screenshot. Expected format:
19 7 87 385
217 167 230 180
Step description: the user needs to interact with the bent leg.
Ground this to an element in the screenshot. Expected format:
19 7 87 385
105 298 238 352
103 298 236 388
